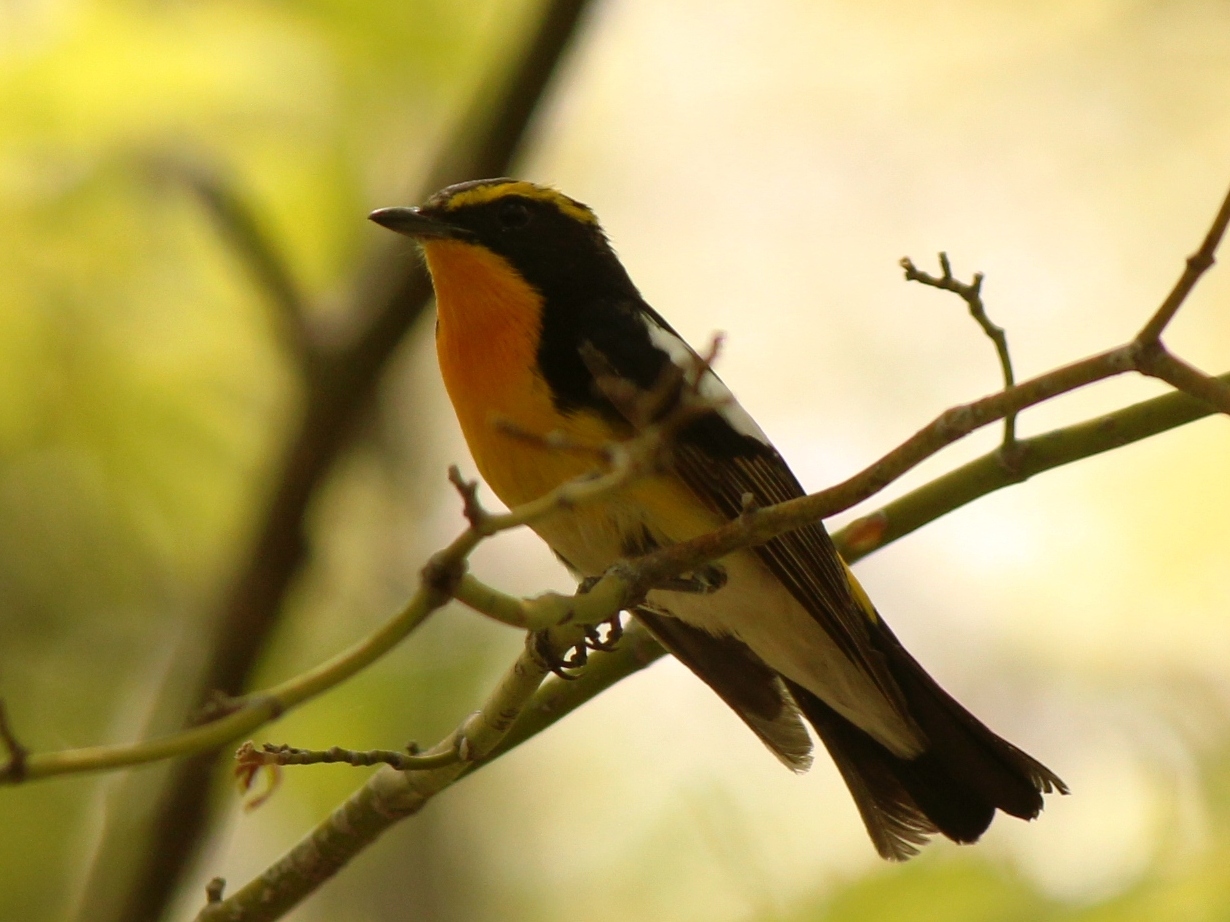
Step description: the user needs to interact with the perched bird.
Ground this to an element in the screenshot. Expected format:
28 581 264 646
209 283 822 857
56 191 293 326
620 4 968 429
370 179 1066 859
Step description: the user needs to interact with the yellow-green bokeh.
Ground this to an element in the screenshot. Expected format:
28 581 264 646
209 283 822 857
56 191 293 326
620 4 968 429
1 1 1228 921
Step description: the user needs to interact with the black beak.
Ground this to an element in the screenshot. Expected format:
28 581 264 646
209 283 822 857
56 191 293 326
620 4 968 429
368 206 464 239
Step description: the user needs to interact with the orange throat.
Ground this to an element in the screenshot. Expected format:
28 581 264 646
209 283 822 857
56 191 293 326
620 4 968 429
425 239 603 507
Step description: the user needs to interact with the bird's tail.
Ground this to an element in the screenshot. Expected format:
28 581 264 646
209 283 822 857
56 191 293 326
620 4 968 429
786 620 1067 860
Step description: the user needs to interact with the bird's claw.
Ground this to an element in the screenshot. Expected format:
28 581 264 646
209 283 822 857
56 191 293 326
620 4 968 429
532 625 589 680
584 614 624 652
532 610 624 677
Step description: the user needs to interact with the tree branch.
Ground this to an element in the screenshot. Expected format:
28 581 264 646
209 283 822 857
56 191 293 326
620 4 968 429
198 644 552 922
4 379 673 784
1134 343 1230 415
902 253 1019 456
190 178 1230 921
1137 182 1230 343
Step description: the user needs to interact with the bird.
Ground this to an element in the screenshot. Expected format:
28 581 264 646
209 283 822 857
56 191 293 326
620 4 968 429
369 178 1066 859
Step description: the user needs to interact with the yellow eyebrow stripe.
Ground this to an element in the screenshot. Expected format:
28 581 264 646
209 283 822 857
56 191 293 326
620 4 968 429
442 180 598 225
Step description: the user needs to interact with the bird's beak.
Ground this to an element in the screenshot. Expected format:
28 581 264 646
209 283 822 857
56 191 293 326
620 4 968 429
368 206 464 239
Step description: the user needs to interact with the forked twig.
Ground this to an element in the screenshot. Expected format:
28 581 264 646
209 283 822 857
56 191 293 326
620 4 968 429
902 252 1019 460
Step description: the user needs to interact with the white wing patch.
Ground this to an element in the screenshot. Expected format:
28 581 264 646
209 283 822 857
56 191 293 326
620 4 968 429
642 316 771 446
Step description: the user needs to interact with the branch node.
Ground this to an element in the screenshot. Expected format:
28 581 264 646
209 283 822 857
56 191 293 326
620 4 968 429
840 512 889 556
995 438 1029 481
188 689 247 726
938 251 953 279
454 716 481 762
448 465 489 531
902 251 1018 451
739 491 760 516
234 741 283 810
421 551 467 604
205 878 226 904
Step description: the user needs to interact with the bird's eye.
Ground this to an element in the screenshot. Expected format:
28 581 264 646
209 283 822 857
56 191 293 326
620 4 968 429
497 199 531 230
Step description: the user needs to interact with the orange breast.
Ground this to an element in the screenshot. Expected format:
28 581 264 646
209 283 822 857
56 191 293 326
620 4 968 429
425 239 613 508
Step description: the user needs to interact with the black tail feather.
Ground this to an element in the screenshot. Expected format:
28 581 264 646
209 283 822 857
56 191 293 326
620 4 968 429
786 618 1066 860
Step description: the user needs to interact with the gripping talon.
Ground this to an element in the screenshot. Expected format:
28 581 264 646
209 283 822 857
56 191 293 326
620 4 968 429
584 614 624 652
533 629 586 680
561 642 588 669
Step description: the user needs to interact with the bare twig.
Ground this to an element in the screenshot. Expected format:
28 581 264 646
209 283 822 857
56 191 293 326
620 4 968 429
4 401 666 785
188 172 1230 914
191 346 1230 921
833 368 1230 561
197 645 551 922
236 741 458 774
902 252 1019 459
447 464 488 531
1128 183 1230 412
217 355 1230 922
1137 183 1230 343
483 360 1230 769
1134 342 1230 415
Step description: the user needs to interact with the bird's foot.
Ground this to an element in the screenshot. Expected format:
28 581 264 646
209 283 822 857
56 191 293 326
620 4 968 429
531 623 590 680
584 614 624 652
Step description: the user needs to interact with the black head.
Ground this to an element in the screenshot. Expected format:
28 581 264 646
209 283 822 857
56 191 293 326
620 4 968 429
370 178 640 305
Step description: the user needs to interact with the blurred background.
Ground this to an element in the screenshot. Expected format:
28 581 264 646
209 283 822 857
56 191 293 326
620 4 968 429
2 0 1229 920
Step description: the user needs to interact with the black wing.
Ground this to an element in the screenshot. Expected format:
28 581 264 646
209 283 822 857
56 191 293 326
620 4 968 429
633 607 813 771
560 301 1066 859
621 305 914 720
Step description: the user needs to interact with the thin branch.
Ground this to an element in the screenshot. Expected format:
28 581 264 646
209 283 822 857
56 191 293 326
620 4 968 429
195 350 1230 921
4 387 669 784
483 363 1230 761
902 252 1019 457
187 350 1230 920
28 167 1226 851
1125 181 1230 413
452 574 531 628
447 464 489 530
176 178 1230 920
1134 342 1230 415
236 741 459 774
3 578 438 784
1137 182 1230 343
197 645 551 922
833 368 1230 561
